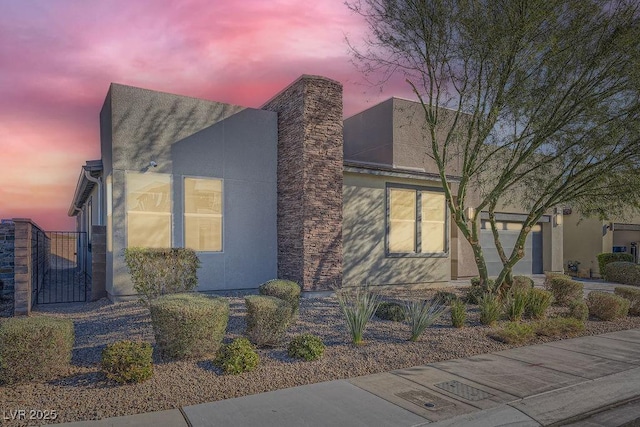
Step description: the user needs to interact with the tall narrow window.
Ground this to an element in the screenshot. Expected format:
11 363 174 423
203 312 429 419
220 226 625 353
126 172 172 248
387 185 447 255
184 177 223 252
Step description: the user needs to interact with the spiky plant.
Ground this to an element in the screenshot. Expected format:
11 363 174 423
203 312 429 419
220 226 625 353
335 287 380 345
404 298 447 342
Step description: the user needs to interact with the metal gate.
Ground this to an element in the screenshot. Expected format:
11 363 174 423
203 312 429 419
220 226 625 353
33 231 90 304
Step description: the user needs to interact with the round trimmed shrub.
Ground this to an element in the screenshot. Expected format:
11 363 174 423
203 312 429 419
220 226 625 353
149 293 229 360
615 286 640 316
587 291 630 321
605 262 640 286
567 299 589 321
288 334 325 361
375 301 405 322
101 340 153 384
259 279 301 314
597 253 634 280
214 338 259 374
245 295 293 347
0 316 74 384
545 276 583 306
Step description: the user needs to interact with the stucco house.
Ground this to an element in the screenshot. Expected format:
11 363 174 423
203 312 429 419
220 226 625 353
70 74 564 301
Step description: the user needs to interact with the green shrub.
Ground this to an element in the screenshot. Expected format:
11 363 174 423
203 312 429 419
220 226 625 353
545 276 583 306
214 338 259 374
504 288 528 322
0 316 74 384
124 248 201 303
375 301 405 322
478 292 502 326
466 277 495 304
615 286 640 316
450 299 466 328
336 287 380 345
404 298 447 342
526 288 554 319
489 322 535 344
287 334 325 361
587 291 630 321
534 317 585 337
544 271 569 287
149 293 229 360
567 299 589 321
605 262 640 286
597 253 634 279
101 340 153 384
259 279 301 315
434 290 459 305
245 295 293 347
499 275 534 296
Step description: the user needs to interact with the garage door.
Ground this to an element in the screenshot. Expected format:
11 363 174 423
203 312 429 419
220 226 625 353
480 221 543 276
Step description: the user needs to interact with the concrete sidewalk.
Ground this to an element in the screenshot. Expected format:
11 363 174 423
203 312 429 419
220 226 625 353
57 329 640 427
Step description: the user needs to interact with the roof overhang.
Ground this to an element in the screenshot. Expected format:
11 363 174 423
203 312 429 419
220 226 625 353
68 160 103 217
343 160 461 183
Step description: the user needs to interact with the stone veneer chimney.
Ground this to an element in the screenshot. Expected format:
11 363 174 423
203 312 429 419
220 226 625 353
262 75 343 291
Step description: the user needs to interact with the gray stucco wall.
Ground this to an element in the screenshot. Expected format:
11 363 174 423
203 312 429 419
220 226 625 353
343 172 451 287
101 84 277 298
343 98 394 166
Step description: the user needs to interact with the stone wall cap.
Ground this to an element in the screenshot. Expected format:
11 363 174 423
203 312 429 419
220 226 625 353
260 74 342 109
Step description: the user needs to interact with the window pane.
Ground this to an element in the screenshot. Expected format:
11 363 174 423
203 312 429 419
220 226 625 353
389 189 416 252
126 172 171 248
421 192 446 253
422 222 445 253
184 177 223 252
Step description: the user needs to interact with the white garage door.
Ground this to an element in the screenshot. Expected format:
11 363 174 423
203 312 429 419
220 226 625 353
480 221 543 277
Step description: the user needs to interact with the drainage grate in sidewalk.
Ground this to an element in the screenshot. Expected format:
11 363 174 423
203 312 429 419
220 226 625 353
434 380 493 401
395 390 455 411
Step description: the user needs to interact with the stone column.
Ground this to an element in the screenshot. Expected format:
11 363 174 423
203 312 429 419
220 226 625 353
91 225 107 301
262 75 344 291
12 219 32 315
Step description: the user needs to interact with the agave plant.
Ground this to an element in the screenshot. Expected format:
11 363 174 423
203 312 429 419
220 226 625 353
404 298 447 342
335 287 380 345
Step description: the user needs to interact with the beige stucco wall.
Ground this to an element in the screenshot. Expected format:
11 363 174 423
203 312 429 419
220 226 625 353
563 214 604 277
343 172 450 288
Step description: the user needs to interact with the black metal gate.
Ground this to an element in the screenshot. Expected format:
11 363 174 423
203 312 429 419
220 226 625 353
33 231 90 304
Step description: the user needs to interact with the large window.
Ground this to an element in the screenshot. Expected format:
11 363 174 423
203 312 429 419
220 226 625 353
126 172 172 248
387 186 447 255
184 177 223 252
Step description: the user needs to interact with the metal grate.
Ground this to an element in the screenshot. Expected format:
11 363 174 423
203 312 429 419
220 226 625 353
434 380 493 401
395 390 455 411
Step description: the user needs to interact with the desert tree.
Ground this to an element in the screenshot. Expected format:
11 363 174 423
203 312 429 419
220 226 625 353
347 0 640 290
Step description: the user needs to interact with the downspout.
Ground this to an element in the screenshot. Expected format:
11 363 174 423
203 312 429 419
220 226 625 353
84 170 103 226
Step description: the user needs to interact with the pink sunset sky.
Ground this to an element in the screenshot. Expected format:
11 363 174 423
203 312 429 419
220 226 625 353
0 0 416 230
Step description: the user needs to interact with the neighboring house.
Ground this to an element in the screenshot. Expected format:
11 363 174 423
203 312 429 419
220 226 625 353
70 74 564 300
563 209 640 278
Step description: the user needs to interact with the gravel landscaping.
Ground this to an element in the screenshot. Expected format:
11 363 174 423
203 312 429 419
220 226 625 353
1 286 640 425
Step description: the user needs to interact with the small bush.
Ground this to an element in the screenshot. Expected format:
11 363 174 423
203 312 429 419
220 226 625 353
544 271 569 287
245 295 293 347
499 275 534 296
526 289 554 319
466 277 494 304
597 253 634 279
101 340 153 384
605 262 640 286
434 290 459 305
450 299 466 328
535 317 585 337
504 289 528 322
336 287 380 345
287 334 325 361
0 316 74 384
615 286 640 316
149 293 229 360
124 248 201 303
490 322 535 344
259 279 301 315
478 292 502 326
587 291 630 321
214 338 259 374
545 276 583 306
567 299 589 321
404 298 447 342
375 301 405 322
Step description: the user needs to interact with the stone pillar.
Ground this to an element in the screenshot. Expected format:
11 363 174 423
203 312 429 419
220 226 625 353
262 75 344 291
12 219 32 315
91 225 107 301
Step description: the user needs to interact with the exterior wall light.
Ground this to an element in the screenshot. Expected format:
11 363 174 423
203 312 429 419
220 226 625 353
553 208 562 227
465 207 475 221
